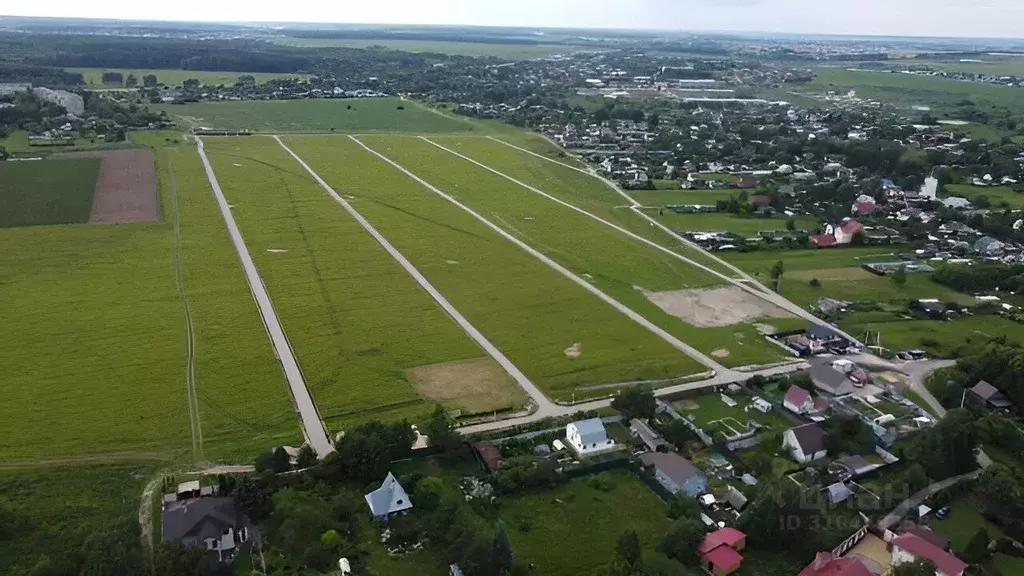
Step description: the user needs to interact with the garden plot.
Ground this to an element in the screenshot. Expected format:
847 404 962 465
202 136 518 428
281 135 704 399
0 158 100 228
53 148 160 223
358 135 792 368
673 391 792 443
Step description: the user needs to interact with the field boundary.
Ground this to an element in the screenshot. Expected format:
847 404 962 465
195 137 334 458
167 156 204 461
479 136 865 347
273 135 552 415
351 135 727 374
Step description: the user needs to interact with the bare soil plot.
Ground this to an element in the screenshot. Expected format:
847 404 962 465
405 357 525 415
640 286 794 327
55 149 159 223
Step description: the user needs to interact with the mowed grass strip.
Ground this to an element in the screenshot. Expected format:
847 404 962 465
202 136 508 427
364 136 789 367
0 222 190 460
155 143 302 459
283 135 704 397
0 158 100 228
153 98 477 133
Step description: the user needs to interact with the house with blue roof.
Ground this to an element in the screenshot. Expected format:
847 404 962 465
565 418 616 456
364 472 412 522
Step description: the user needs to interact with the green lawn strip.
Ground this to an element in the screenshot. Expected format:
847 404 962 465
157 144 302 459
500 470 670 576
944 184 1024 208
651 211 821 236
0 464 154 574
203 136 494 430
932 500 1024 574
0 130 137 156
153 98 478 133
70 68 310 87
724 246 914 275
364 136 789 367
840 315 1024 357
673 392 791 432
282 135 704 398
0 158 100 228
629 188 736 206
272 37 577 59
0 222 191 459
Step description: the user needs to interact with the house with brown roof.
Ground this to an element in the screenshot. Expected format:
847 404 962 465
890 533 967 576
699 527 746 576
472 441 504 471
783 423 828 463
968 381 1014 412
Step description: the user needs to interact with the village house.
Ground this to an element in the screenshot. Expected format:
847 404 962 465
163 496 249 565
630 418 673 452
698 527 747 576
639 451 708 497
797 552 874 576
364 472 413 522
782 423 828 463
968 380 1014 412
890 533 967 576
783 385 827 415
565 418 616 456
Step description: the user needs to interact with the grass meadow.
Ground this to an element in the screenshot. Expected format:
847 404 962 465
272 37 579 59
0 158 99 228
500 470 670 576
154 98 478 133
0 464 153 574
71 67 309 87
650 211 821 236
282 135 705 398
629 188 736 206
944 184 1024 208
380 136 790 366
203 136 527 427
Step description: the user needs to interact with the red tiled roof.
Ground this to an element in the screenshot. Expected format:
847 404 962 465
785 385 811 407
812 234 838 247
813 398 829 412
798 552 873 576
698 527 746 554
893 533 967 576
472 441 504 470
702 544 744 571
838 220 865 235
853 201 877 214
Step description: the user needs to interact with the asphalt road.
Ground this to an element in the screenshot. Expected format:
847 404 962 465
195 137 334 458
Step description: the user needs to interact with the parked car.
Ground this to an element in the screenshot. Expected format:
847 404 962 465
935 505 951 519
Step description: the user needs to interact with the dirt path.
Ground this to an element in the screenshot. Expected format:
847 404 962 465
168 156 203 461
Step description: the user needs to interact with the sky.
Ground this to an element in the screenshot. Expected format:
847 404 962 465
4 0 1024 39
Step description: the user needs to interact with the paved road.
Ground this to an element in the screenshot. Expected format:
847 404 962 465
486 137 866 349
195 137 334 458
277 135 558 418
903 359 956 417
878 468 984 529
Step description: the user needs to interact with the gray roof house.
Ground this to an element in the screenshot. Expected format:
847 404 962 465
566 418 615 455
941 197 971 209
810 364 857 397
365 472 413 522
630 418 672 452
826 482 852 504
969 380 1013 411
162 497 249 564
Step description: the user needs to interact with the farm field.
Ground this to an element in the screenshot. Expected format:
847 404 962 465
153 98 478 133
202 136 531 426
360 135 793 367
0 158 100 228
723 246 918 275
841 315 1024 357
0 464 152 574
281 135 705 398
885 58 1024 77
629 188 736 206
271 37 581 59
500 470 670 576
944 183 1024 208
70 67 310 87
650 211 821 236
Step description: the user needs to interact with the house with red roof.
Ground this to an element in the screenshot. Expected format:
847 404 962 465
812 220 865 248
784 385 814 414
890 533 967 576
852 201 878 215
798 552 874 576
698 527 746 576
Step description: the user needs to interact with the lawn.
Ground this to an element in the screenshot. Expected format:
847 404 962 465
0 130 134 155
672 392 793 437
204 136 528 429
629 188 736 206
272 37 579 59
70 67 310 87
944 184 1024 209
0 158 100 228
152 98 479 133
281 135 704 399
0 464 153 575
500 470 670 576
724 246 911 275
841 315 1024 358
932 499 1024 574
650 211 821 236
362 135 792 367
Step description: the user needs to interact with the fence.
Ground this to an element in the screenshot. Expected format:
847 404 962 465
830 515 871 557
657 400 715 446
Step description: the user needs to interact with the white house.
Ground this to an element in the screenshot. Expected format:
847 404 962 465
566 418 615 456
783 385 814 415
365 472 413 522
782 424 827 463
891 533 967 576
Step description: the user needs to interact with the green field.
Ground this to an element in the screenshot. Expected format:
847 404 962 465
0 159 99 228
944 184 1024 208
629 188 736 206
153 98 479 133
271 37 581 59
70 67 310 87
0 130 135 155
204 136 536 426
0 464 152 575
724 246 913 275
362 135 792 367
886 58 1024 77
280 135 705 399
932 499 1024 575
500 471 670 576
673 392 792 439
651 211 821 236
